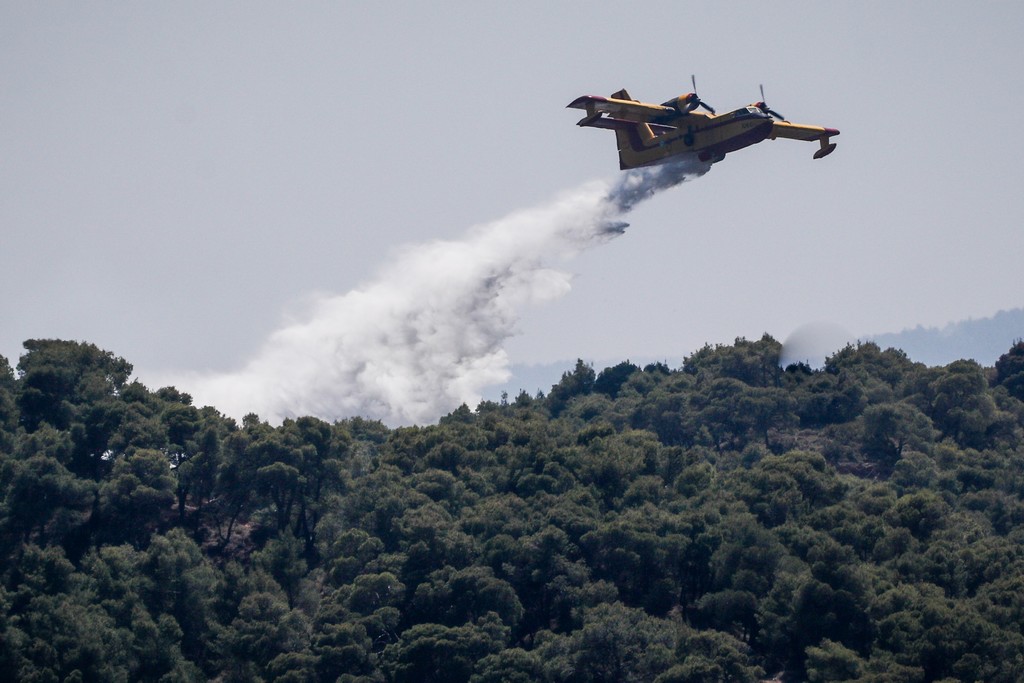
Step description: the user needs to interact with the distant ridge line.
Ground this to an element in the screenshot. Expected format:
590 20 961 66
486 307 1024 402
869 307 1024 367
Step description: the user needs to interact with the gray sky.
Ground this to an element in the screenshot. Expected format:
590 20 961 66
4 2 1024 419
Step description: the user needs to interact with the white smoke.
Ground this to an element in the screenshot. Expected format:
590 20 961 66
173 158 710 425
780 321 856 369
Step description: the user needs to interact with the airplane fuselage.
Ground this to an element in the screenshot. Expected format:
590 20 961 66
620 107 774 169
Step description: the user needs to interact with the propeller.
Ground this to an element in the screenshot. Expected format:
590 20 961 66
755 84 786 121
690 74 716 114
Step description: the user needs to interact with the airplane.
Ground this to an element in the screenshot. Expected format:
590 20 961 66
567 77 839 170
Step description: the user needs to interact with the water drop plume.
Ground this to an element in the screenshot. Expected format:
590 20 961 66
171 158 709 425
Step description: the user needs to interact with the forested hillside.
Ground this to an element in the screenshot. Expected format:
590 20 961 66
3 336 1024 682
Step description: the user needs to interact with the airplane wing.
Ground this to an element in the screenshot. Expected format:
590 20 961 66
769 121 840 141
567 94 675 124
770 121 841 159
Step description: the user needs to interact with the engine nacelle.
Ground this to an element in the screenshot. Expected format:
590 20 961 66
660 93 700 114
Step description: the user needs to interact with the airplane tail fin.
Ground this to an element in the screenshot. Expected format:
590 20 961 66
605 89 652 168
613 124 655 170
576 116 657 170
573 89 662 169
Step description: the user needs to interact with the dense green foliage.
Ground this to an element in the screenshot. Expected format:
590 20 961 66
3 337 1024 682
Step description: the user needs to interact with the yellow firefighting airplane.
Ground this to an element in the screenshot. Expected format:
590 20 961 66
568 78 839 170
